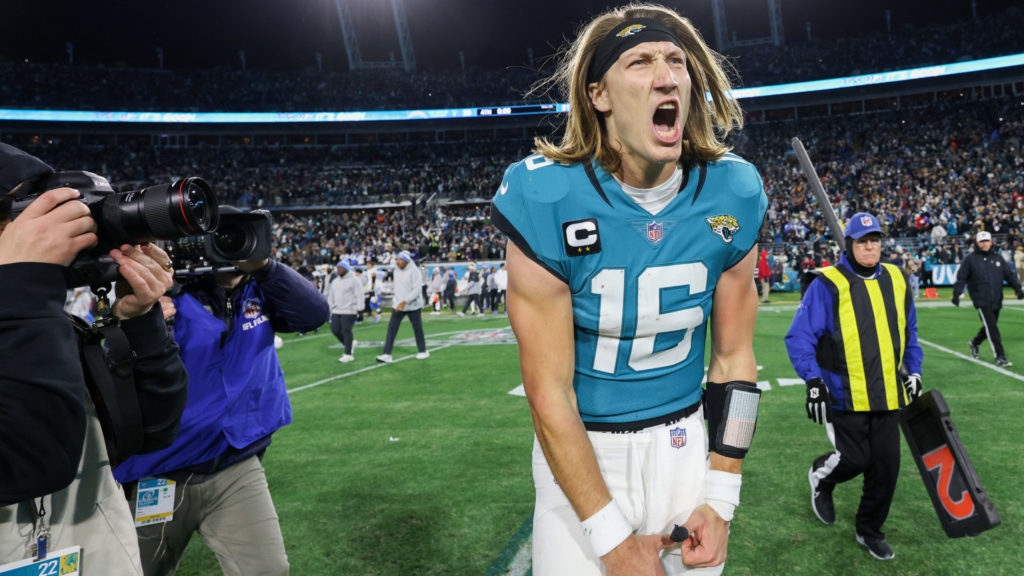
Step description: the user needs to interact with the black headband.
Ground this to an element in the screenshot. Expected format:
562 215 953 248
587 18 683 84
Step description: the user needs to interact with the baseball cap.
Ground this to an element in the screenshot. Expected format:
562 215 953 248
844 212 883 239
0 142 54 197
976 231 992 242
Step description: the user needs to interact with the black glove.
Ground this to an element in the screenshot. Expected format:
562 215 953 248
903 373 922 401
805 377 830 425
951 295 959 307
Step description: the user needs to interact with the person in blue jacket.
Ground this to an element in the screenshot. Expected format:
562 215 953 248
114 243 329 576
785 212 924 562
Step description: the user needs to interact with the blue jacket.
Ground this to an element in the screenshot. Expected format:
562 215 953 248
785 253 923 410
114 260 328 483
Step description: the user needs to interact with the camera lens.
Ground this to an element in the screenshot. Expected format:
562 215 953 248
212 221 255 261
101 177 219 245
182 181 215 233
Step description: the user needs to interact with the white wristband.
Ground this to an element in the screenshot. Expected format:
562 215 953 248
704 470 742 522
580 500 633 557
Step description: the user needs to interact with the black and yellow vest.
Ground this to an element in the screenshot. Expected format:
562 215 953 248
812 262 912 412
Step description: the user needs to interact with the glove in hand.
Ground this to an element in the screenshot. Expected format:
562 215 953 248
904 373 922 401
805 378 830 425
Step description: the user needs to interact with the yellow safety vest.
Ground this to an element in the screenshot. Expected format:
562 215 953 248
812 263 911 412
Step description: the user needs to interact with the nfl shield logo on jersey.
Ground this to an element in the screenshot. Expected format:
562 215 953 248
670 427 687 449
647 221 664 244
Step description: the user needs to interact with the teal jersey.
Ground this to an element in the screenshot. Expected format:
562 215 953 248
492 154 767 424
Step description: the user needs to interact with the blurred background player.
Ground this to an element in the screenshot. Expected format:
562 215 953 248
428 266 444 314
492 4 766 574
443 267 457 312
327 260 363 362
784 212 923 561
457 262 483 316
487 265 501 314
376 250 429 363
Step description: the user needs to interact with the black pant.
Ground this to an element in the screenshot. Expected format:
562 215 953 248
382 308 426 354
812 410 901 539
489 288 500 312
443 286 456 310
971 305 1004 358
330 314 356 354
462 293 481 314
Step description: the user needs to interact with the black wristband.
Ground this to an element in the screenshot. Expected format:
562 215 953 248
705 380 761 459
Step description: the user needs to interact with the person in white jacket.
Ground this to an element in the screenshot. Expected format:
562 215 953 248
327 260 364 362
427 267 444 314
376 251 429 363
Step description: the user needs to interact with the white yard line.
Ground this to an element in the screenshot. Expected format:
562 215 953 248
917 338 1024 382
287 343 455 394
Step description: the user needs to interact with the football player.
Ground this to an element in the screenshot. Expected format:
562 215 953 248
492 4 767 575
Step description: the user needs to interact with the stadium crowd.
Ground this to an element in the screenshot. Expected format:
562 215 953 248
1 7 1021 112
6 93 1021 276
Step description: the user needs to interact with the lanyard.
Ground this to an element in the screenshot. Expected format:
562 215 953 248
31 496 50 561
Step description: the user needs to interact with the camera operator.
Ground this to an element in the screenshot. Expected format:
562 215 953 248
0 143 189 573
114 208 329 576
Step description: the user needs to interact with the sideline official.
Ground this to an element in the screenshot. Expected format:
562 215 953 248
785 212 923 561
952 230 1023 367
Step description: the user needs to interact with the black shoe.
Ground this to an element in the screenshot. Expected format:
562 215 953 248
968 341 980 359
808 467 835 525
856 534 894 560
996 357 1013 367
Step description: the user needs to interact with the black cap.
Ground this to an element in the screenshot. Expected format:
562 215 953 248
0 142 54 197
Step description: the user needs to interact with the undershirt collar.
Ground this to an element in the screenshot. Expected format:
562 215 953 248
614 166 683 216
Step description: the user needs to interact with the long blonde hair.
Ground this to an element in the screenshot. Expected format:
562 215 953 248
531 3 743 175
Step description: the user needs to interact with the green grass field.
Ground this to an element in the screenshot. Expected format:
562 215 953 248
175 288 1024 575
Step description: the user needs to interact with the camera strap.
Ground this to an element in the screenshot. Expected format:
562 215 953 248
72 313 144 467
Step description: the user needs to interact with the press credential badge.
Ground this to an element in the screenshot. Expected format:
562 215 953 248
134 478 176 527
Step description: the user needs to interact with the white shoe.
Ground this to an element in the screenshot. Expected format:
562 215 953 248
416 351 430 360
338 354 355 363
375 354 393 363
430 311 440 315
456 311 465 317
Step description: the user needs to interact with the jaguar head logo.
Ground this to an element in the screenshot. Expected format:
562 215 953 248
706 215 740 244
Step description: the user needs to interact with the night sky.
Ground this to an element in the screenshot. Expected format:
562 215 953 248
1 0 1019 72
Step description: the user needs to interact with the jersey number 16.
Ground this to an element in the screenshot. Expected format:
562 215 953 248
591 263 707 374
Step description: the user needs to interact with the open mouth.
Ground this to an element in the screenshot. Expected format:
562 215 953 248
653 102 679 141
